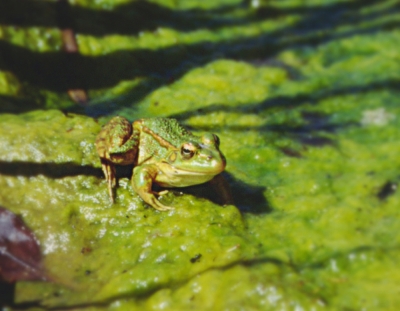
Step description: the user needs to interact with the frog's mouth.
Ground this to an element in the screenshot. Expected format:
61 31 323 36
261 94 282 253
161 161 226 176
172 168 221 175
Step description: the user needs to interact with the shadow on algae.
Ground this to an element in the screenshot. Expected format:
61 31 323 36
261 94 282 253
0 160 269 214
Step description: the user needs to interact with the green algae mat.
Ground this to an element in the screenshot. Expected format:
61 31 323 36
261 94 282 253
1 0 400 310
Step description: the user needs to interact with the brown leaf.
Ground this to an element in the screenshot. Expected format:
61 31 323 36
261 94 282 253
0 207 46 283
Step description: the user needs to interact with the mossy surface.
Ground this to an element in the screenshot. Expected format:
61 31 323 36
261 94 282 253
1 0 400 310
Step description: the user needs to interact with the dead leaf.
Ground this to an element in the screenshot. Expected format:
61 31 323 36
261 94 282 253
0 207 46 283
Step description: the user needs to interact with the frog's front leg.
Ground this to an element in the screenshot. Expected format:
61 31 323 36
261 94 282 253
132 165 174 211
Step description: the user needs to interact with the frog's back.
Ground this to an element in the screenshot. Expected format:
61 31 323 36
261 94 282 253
141 118 194 147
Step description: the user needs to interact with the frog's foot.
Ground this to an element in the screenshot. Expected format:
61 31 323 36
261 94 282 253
107 177 116 203
101 159 116 203
142 192 174 211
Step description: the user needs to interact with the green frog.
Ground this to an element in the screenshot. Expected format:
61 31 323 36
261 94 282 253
95 116 226 211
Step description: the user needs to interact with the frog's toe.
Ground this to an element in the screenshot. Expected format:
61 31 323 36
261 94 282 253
155 190 169 196
141 192 174 211
152 199 174 211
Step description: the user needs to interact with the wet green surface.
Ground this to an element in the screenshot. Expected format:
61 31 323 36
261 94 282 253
1 0 400 310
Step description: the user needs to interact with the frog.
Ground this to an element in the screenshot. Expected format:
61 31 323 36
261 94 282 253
95 116 227 211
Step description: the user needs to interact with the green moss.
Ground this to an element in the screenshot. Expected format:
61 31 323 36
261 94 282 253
1 0 400 310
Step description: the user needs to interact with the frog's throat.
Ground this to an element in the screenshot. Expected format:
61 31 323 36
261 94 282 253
142 126 179 151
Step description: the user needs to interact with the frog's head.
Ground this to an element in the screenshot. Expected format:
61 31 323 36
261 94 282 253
166 133 226 178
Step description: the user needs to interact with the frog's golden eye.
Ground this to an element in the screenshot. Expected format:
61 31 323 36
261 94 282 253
181 143 195 159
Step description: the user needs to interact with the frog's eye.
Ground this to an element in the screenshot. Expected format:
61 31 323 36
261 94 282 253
181 143 195 159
